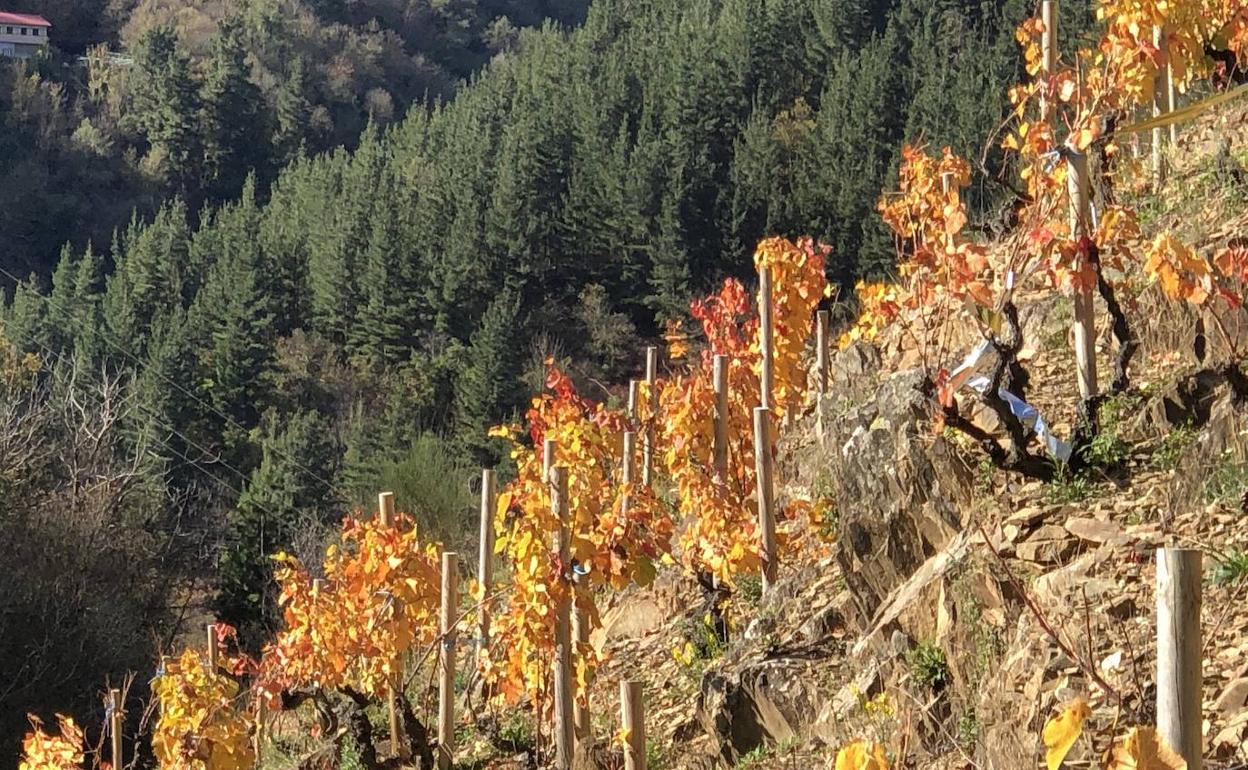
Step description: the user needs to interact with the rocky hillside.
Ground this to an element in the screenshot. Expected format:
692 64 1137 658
495 102 1248 770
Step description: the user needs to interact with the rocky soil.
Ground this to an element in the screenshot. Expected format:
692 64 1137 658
555 104 1248 770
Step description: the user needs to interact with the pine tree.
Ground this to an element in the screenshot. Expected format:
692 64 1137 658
453 288 522 465
202 16 267 200
216 409 338 643
127 27 204 193
272 56 314 166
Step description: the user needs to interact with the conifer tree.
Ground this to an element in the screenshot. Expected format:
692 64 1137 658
202 16 267 200
216 409 338 642
127 27 204 193
453 288 522 465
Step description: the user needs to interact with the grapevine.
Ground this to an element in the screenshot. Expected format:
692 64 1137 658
662 237 829 586
483 363 673 709
263 513 442 698
151 649 254 770
18 716 84 770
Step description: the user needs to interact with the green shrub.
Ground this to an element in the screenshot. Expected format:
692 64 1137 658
1085 394 1136 470
1203 450 1248 505
375 433 476 550
1212 549 1248 585
736 574 763 606
907 641 950 691
1046 467 1093 504
1153 424 1196 471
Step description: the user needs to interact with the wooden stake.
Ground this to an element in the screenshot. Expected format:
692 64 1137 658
254 697 266 766
388 661 405 759
1156 548 1202 770
109 688 123 770
758 267 774 411
816 311 829 445
572 602 591 745
1040 0 1058 124
478 469 496 648
712 354 729 484
544 438 557 484
437 552 459 770
1167 60 1178 145
627 379 640 425
206 624 219 671
621 431 636 514
378 491 395 527
620 680 646 770
1066 151 1099 400
378 490 403 757
753 407 777 594
1153 25 1169 188
550 466 574 770
643 346 658 486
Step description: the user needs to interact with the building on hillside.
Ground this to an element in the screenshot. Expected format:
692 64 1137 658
0 11 50 59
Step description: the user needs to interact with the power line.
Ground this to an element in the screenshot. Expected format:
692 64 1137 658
0 263 337 493
11 329 250 498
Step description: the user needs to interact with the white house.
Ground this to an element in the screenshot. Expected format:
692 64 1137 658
0 11 51 59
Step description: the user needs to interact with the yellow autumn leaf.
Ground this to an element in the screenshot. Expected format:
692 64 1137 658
834 739 890 770
1107 727 1187 770
1042 697 1091 770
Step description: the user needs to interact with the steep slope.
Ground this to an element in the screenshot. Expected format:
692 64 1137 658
561 99 1248 770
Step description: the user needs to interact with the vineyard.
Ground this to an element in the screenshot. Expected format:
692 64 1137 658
14 0 1248 768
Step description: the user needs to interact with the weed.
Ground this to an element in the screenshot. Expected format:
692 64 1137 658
1046 466 1094 504
975 456 997 496
736 745 771 768
1136 191 1166 228
339 733 365 770
736 574 763 607
1202 450 1248 505
498 711 536 752
958 710 980 749
646 739 669 770
1152 424 1197 471
1086 394 1135 470
906 641 950 691
676 611 726 664
1212 549 1248 585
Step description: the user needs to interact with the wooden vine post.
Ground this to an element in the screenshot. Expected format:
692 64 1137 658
254 697 266 767
712 354 729 483
1066 151 1099 401
1156 548 1203 770
1040 0 1057 125
206 624 219 670
620 680 646 770
1167 55 1179 145
544 438 558 482
627 379 640 424
550 466 575 770
815 311 829 445
621 431 636 513
109 689 123 770
1153 25 1170 187
758 267 774 410
572 604 591 746
478 469 496 649
642 346 658 486
753 407 777 594
377 491 405 759
437 551 459 770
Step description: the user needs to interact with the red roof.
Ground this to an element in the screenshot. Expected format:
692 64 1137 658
0 12 51 27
